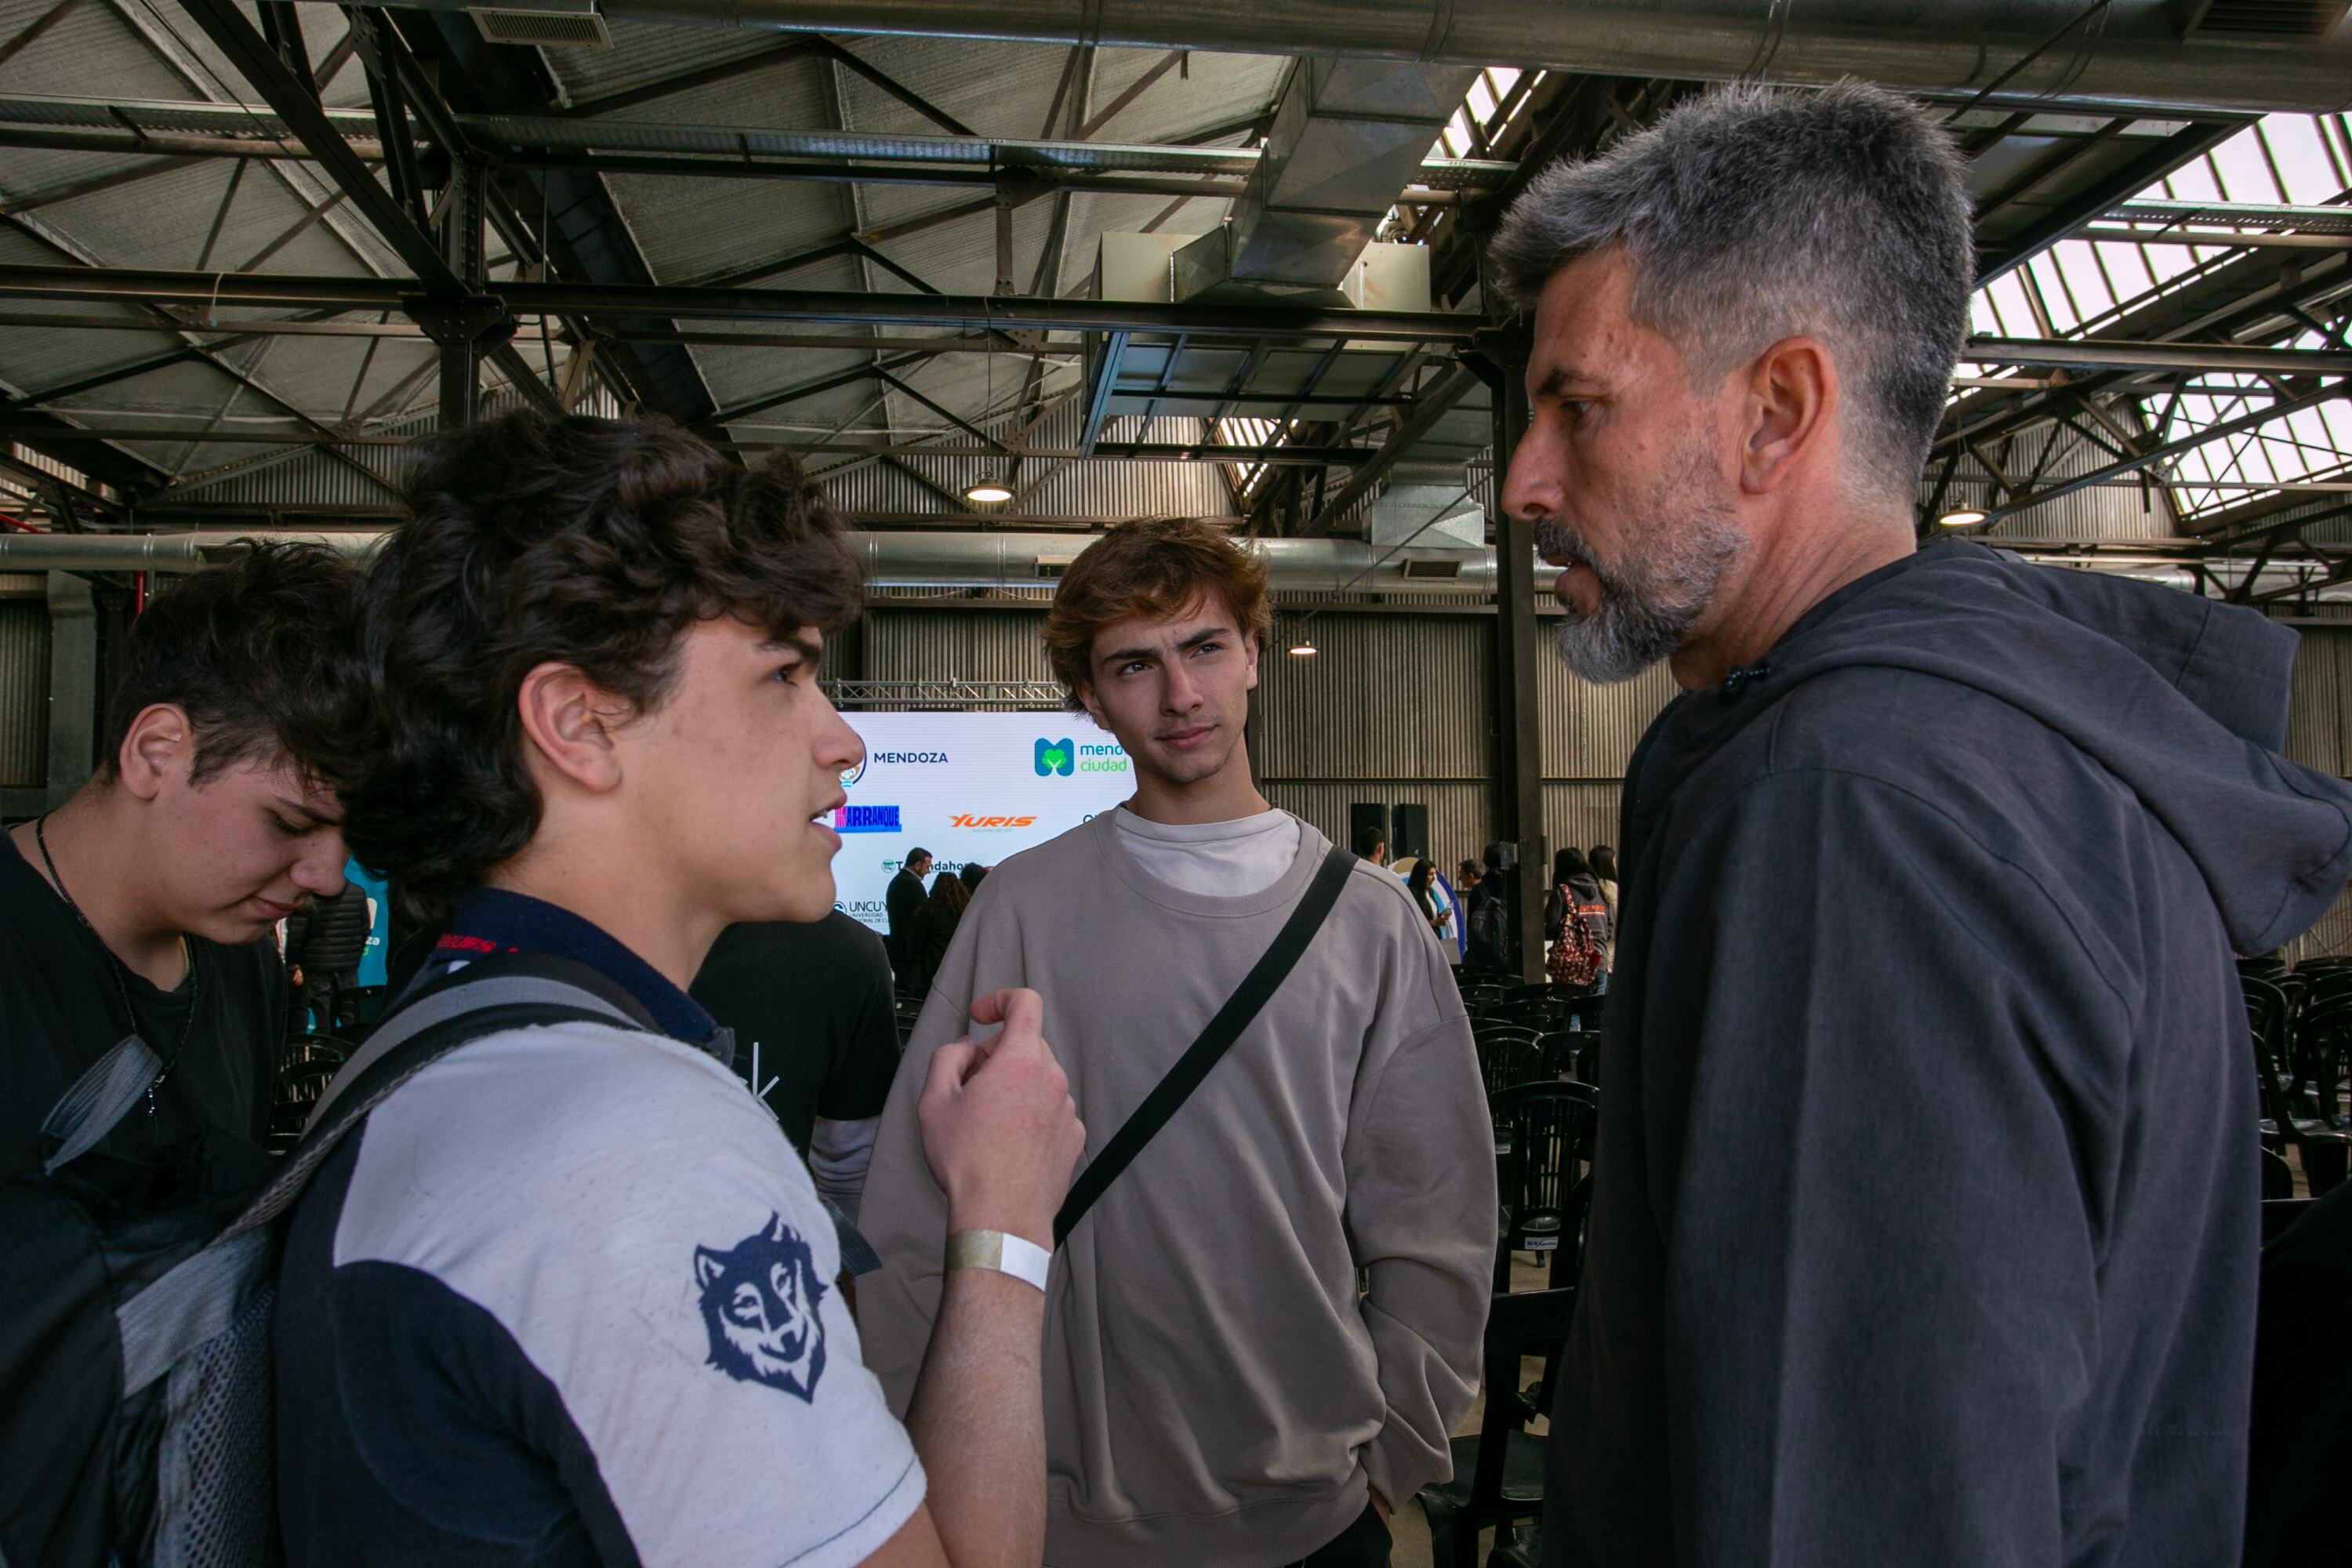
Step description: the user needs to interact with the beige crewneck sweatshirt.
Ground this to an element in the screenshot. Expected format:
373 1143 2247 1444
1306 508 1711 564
859 812 1494 1567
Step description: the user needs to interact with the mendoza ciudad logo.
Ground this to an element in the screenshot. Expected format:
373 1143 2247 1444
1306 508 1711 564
1036 736 1129 777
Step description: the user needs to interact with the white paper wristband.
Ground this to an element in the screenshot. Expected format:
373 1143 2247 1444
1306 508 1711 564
945 1229 1051 1292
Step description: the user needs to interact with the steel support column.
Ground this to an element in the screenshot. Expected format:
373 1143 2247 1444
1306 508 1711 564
1472 335 1544 983
43 569 93 808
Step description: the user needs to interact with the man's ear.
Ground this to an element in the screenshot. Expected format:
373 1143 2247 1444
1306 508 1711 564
1075 680 1108 732
1243 630 1261 694
116 703 194 802
514 662 633 794
1738 336 1838 497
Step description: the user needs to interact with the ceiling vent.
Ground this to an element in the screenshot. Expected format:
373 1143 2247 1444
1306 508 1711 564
1400 557 1464 579
2183 0 2349 38
468 0 612 49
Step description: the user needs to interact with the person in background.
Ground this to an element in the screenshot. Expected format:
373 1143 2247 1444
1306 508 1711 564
1355 826 1388 866
958 862 989 894
885 848 932 973
1455 859 1483 895
1587 846 1619 921
902 871 971 1000
278 411 1086 1568
1462 843 1513 975
1491 81 2352 1566
284 880 373 1036
1 543 359 1198
691 911 901 1222
1588 845 1621 973
862 516 1491 1568
1406 858 1449 945
1543 848 1612 980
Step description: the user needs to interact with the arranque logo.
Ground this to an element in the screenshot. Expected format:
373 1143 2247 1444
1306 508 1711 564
832 804 901 833
1035 738 1074 777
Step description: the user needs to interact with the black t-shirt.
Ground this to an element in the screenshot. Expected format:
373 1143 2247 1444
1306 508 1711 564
688 912 899 1156
0 836 286 1197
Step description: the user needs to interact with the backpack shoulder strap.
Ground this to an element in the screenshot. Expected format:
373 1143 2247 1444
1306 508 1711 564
219 953 653 1243
38 1034 165 1176
1053 844 1357 1248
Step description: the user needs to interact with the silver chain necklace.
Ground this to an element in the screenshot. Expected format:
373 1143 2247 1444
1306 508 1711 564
33 813 202 1126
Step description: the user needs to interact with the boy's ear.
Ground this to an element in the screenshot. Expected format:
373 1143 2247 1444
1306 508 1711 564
116 703 195 801
514 662 632 793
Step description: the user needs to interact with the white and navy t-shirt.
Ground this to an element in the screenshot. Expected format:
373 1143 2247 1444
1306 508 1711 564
274 895 924 1567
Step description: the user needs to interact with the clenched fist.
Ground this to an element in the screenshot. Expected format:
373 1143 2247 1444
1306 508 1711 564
916 988 1086 1251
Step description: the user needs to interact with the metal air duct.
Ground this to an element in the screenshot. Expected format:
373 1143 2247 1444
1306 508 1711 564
350 0 2352 114
9 532 2344 604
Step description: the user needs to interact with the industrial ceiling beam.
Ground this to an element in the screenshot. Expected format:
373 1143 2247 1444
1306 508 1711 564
1965 338 2352 376
1303 359 1479 533
0 94 1509 188
0 263 1486 342
1976 381 2350 527
170 0 561 420
332 0 2352 114
396 9 717 427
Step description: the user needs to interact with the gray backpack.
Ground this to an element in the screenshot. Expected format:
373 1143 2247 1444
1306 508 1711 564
0 957 649 1567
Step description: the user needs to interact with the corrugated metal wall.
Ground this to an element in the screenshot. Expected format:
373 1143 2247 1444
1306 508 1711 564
2286 626 2352 960
0 593 47 789
1257 612 1497 864
860 609 1055 685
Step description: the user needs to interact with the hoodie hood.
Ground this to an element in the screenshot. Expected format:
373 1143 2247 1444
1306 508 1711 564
1634 540 2352 954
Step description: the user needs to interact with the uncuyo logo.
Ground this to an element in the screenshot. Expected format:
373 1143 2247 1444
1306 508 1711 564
1035 737 1075 777
840 759 866 789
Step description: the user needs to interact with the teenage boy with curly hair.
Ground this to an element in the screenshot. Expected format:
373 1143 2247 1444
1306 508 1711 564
861 517 1494 1568
2 543 361 1198
275 411 1084 1568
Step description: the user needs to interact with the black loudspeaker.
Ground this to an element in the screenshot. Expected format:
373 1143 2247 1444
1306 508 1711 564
1389 803 1429 864
1349 802 1388 858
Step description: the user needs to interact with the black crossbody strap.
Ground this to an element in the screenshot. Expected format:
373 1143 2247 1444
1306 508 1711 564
1054 844 1357 1248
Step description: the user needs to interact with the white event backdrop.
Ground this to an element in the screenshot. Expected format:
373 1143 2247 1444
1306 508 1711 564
829 711 1137 934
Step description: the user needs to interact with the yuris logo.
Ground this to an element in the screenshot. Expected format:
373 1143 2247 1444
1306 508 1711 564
1035 737 1075 777
951 813 1037 829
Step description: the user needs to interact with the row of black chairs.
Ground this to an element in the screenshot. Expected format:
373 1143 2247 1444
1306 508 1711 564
2241 956 2352 1196
1422 1066 1601 1566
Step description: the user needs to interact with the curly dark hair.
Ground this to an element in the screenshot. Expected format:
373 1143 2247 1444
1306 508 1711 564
101 539 367 788
343 412 862 924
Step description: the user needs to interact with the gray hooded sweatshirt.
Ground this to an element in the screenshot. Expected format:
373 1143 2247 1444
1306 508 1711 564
1546 540 2352 1567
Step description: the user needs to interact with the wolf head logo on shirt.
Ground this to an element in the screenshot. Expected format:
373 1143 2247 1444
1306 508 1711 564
693 1214 828 1401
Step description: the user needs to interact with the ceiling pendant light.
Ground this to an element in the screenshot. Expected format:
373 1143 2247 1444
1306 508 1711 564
1288 633 1319 657
1939 508 1987 529
965 479 1014 504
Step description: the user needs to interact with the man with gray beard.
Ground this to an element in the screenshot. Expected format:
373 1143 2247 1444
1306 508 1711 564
1490 83 2352 1567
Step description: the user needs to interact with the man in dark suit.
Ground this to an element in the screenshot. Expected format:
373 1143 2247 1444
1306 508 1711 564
883 848 930 973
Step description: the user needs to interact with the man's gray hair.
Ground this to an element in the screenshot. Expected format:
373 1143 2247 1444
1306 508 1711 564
1488 80 1973 503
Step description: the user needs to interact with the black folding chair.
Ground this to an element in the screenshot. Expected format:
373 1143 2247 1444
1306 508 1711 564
1416 1286 1576 1568
1490 1080 1601 1292
1475 1026 1547 1099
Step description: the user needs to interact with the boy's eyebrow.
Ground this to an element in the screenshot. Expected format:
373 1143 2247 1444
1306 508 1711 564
760 633 825 665
1097 626 1232 666
274 792 339 828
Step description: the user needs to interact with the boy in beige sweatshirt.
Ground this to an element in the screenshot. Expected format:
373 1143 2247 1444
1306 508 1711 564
860 518 1493 1568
